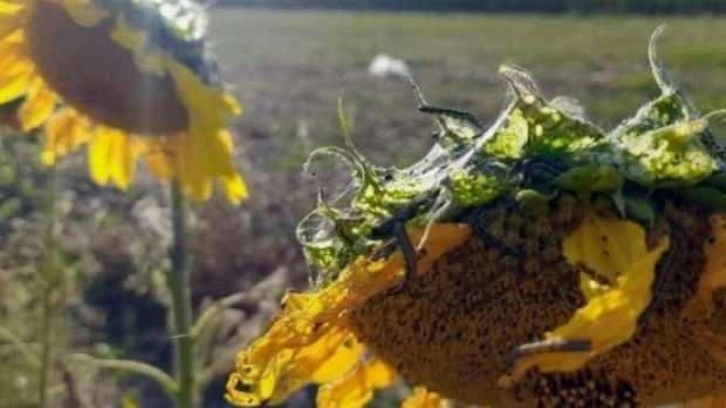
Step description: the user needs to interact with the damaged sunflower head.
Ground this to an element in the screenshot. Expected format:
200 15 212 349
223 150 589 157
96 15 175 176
227 27 726 407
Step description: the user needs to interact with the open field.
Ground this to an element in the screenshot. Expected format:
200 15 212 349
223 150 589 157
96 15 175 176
215 11 726 169
3 9 726 407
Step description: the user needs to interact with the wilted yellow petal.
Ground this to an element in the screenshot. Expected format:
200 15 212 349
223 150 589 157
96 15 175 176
42 109 91 165
226 327 364 407
402 387 449 408
18 76 57 131
226 224 471 407
500 214 669 384
317 358 397 408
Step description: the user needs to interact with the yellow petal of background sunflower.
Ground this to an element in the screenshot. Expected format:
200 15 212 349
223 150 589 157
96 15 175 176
0 31 32 105
0 30 27 70
18 76 57 131
165 59 247 203
42 108 91 165
316 358 397 408
0 1 22 11
0 1 24 29
226 224 471 407
401 387 450 408
213 130 249 203
141 138 174 181
177 131 214 201
89 126 140 189
501 214 669 384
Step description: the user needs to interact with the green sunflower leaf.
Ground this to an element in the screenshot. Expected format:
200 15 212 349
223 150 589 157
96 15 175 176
556 164 624 193
487 65 606 160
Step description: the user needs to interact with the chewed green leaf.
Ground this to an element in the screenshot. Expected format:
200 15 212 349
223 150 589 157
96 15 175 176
611 93 689 143
521 100 605 156
610 43 720 187
449 169 506 207
614 117 718 186
483 108 528 159
296 211 357 284
493 65 606 158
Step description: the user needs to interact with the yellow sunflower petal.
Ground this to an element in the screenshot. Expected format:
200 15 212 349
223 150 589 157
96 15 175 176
18 76 57 131
0 32 32 104
0 1 26 17
220 172 249 204
226 224 471 407
42 109 91 165
141 138 174 181
401 387 450 408
164 59 246 203
88 126 140 189
226 327 364 407
177 132 214 202
500 214 669 385
317 358 397 408
213 130 248 202
0 74 32 105
0 29 27 70
167 61 239 132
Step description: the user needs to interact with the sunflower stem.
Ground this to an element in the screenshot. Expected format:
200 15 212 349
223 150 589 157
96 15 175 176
38 165 59 408
168 181 196 408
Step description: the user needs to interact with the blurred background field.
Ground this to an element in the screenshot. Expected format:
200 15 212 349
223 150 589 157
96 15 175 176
2 7 726 407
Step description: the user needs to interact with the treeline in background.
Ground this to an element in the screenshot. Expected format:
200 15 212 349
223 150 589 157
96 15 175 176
221 0 726 13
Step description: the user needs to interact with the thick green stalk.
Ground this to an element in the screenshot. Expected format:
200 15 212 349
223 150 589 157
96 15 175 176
38 166 58 408
168 181 195 408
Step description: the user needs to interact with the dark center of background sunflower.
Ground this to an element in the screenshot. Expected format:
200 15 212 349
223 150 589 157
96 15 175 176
26 1 189 135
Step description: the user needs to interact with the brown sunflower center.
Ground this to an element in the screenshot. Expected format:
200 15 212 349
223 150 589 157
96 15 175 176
26 1 189 134
349 197 726 406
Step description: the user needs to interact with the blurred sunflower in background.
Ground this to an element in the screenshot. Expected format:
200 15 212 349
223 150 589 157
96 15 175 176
226 30 726 407
0 0 247 203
